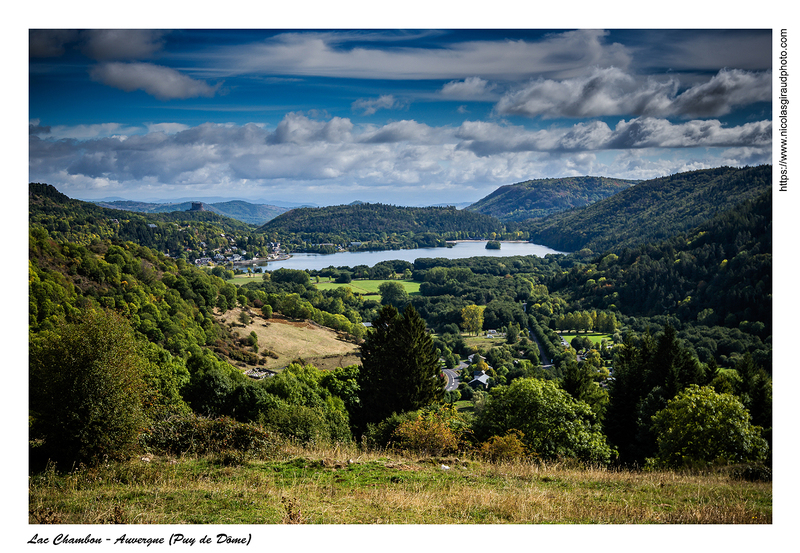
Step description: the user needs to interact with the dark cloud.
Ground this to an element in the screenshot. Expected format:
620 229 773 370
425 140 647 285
80 30 167 61
494 68 770 119
89 62 222 100
29 121 51 135
455 117 771 157
670 69 772 118
29 29 166 61
29 30 80 58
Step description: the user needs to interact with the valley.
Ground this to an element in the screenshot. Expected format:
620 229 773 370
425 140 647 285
28 165 773 526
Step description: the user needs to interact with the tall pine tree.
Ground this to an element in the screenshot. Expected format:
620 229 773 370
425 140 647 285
356 304 444 431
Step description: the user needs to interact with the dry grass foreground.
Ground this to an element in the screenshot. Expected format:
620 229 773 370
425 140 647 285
217 307 360 371
29 443 771 525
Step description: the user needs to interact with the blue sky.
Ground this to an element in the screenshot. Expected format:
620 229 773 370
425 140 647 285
29 27 773 206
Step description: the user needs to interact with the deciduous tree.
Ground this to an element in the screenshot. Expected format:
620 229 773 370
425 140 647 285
29 309 148 467
473 378 613 463
377 281 409 309
650 385 768 467
460 304 484 336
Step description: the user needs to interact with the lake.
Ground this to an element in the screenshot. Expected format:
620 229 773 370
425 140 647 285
253 241 565 272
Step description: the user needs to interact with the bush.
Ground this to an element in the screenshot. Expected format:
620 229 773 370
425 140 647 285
265 404 331 444
725 463 772 482
140 413 278 458
479 430 528 462
391 408 465 456
361 411 418 450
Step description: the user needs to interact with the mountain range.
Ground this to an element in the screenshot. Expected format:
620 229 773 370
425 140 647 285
92 199 290 226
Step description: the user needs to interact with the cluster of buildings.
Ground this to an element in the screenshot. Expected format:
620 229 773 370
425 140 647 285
192 241 285 268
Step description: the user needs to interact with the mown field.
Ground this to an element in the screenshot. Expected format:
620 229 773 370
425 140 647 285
314 279 421 298
28 442 772 525
559 332 615 345
217 307 360 371
462 334 511 350
228 273 264 286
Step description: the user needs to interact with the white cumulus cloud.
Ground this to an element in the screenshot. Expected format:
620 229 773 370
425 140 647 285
439 77 499 100
29 113 772 204
351 95 408 116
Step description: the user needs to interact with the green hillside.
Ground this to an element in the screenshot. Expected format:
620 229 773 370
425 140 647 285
258 202 510 251
29 183 270 259
466 176 639 222
521 166 771 254
28 169 771 518
261 203 503 235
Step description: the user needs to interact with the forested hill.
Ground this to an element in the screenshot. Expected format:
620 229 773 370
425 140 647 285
29 183 257 253
520 165 772 254
466 176 639 222
259 203 505 237
550 188 771 336
94 199 289 226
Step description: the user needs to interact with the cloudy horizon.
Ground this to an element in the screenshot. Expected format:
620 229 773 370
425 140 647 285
29 29 772 206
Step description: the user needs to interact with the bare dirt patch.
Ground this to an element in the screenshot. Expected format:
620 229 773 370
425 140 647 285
217 307 360 371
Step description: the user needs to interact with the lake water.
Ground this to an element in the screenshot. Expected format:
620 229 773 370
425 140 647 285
254 241 564 272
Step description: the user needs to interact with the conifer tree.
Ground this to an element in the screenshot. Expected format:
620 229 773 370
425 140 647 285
356 304 444 431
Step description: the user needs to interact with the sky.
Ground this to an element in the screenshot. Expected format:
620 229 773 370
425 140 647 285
29 27 773 207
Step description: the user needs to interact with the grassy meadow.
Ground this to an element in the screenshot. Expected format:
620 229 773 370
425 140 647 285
29 442 771 525
228 273 264 286
559 332 615 346
216 307 360 371
314 278 421 298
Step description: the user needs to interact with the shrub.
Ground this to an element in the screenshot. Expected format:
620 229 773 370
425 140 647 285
391 405 470 456
265 404 330 444
479 430 528 462
472 378 613 463
361 411 416 450
140 413 278 458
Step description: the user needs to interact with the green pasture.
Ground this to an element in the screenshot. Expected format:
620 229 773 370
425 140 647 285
462 334 507 350
229 273 263 286
559 332 614 345
314 279 421 297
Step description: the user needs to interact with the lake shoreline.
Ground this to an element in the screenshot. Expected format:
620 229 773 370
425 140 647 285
251 240 566 272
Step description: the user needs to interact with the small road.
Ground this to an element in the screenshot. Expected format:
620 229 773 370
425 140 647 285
442 367 461 391
528 329 553 368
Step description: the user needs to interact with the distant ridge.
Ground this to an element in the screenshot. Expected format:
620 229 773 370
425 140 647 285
92 199 289 226
466 176 639 222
